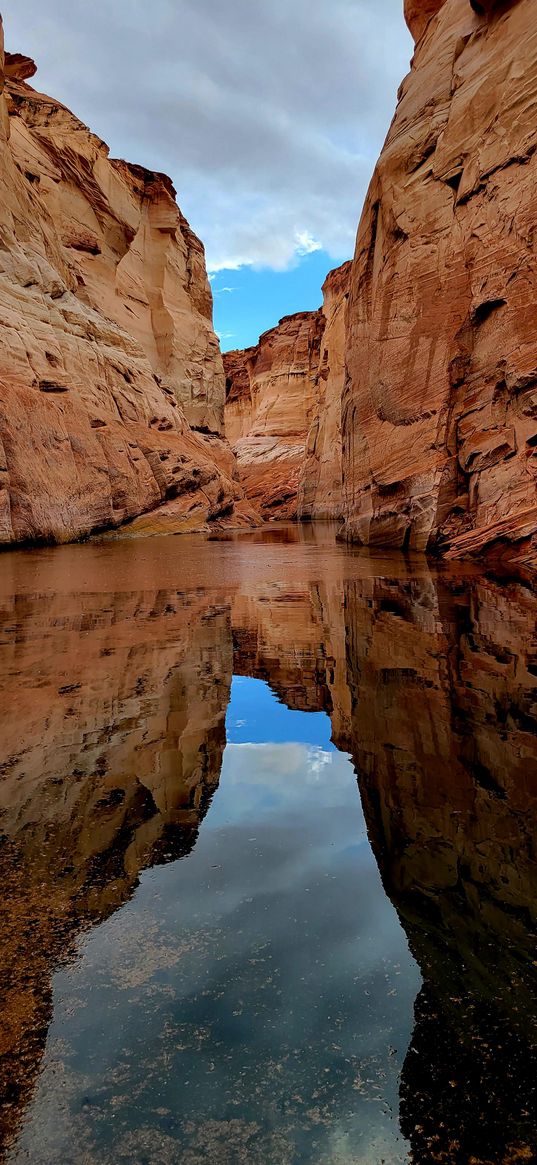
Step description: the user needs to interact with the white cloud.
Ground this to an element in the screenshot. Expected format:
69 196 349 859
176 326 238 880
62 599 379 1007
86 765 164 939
295 230 322 257
2 0 412 272
309 746 334 776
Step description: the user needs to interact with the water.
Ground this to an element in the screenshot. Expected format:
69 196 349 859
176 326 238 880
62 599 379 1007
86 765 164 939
0 524 536 1164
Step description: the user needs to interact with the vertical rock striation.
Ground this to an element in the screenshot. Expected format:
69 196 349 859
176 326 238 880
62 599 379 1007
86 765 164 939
0 20 256 545
224 311 324 520
224 261 350 521
342 0 537 570
298 262 351 520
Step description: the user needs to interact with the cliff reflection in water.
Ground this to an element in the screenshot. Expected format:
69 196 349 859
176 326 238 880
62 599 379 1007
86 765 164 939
345 573 537 1163
0 533 536 1163
0 588 232 1156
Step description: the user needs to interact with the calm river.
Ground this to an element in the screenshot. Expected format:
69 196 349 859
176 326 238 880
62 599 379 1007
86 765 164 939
0 525 536 1164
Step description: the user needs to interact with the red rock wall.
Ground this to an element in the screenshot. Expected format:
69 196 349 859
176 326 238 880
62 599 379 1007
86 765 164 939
0 22 256 545
224 312 324 520
404 0 448 43
224 347 256 447
224 261 350 521
298 262 351 520
342 0 537 569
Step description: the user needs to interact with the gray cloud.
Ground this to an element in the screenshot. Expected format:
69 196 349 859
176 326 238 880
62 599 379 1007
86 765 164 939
2 0 412 269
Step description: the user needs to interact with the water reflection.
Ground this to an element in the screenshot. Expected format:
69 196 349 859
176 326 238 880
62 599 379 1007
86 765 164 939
347 574 537 1163
11 679 416 1164
0 590 232 1157
0 532 536 1163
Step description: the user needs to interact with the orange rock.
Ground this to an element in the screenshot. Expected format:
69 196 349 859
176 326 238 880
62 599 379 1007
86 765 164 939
298 262 351 520
224 312 324 520
342 0 537 569
3 52 37 81
0 18 257 545
224 347 256 447
404 0 447 43
224 261 350 521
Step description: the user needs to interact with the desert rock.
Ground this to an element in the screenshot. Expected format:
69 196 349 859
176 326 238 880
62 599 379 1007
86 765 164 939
404 0 447 43
0 19 257 545
298 262 351 520
342 0 537 569
224 262 350 521
224 312 324 520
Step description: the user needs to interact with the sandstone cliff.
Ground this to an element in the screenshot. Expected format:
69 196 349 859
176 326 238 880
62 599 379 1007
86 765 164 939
342 0 537 570
0 21 257 545
224 261 350 521
298 262 351 520
224 311 324 520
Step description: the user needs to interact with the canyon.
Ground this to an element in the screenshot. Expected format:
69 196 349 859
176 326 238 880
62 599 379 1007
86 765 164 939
1 4 537 1160
3 1 537 569
224 262 350 522
342 0 537 572
224 0 537 573
0 19 258 546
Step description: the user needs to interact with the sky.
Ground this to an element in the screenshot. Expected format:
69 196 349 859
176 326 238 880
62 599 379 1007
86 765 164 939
2 1 412 350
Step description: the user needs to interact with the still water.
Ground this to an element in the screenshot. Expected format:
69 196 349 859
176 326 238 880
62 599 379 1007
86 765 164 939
0 524 536 1164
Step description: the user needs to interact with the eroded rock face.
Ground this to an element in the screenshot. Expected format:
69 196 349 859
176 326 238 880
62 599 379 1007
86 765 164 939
224 347 256 447
224 262 350 521
342 0 537 569
298 262 351 520
224 312 324 519
404 0 447 43
0 20 256 545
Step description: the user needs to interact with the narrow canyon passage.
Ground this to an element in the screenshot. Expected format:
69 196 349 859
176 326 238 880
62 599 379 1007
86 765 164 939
0 526 536 1164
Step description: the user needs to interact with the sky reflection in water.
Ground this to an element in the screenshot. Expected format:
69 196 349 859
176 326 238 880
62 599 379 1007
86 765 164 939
12 677 419 1165
2 527 537 1164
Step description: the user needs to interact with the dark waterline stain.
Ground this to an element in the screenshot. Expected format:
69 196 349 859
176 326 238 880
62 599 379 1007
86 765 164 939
0 525 536 1164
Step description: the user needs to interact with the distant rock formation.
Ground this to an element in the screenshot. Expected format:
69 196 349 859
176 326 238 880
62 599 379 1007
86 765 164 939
224 262 350 521
298 262 351 520
0 18 258 545
341 0 537 570
224 312 324 520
